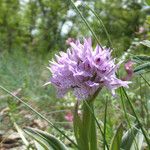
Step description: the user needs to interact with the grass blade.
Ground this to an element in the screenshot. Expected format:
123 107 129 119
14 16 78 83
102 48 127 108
110 123 123 150
122 87 150 148
0 85 78 148
84 4 112 48
140 74 150 87
69 0 102 49
119 88 139 150
14 122 30 147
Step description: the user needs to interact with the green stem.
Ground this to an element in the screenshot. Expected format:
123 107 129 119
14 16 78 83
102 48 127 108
73 88 109 150
0 85 78 148
83 100 109 150
83 101 98 150
104 97 108 150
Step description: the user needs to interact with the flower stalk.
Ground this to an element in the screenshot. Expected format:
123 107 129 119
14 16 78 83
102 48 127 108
73 96 97 150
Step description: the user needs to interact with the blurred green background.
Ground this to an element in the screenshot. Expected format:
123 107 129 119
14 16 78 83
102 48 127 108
0 0 150 149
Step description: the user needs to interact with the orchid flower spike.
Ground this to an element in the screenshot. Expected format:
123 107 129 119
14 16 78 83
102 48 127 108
46 38 131 100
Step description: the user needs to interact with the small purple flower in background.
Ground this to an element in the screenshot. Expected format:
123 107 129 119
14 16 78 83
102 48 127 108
123 60 134 81
138 26 145 34
66 38 75 45
65 112 73 122
135 26 145 34
47 38 131 100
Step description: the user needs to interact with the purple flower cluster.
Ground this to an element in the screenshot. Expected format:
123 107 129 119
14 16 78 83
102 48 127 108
47 38 130 100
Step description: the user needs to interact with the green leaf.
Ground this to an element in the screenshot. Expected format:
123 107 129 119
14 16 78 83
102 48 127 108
14 122 30 147
120 125 139 150
134 62 150 74
24 127 68 150
140 40 150 48
132 55 150 63
34 140 45 150
25 128 51 150
110 123 123 150
145 0 150 5
130 132 144 150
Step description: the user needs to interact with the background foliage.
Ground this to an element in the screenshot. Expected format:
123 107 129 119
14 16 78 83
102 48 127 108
0 0 150 149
